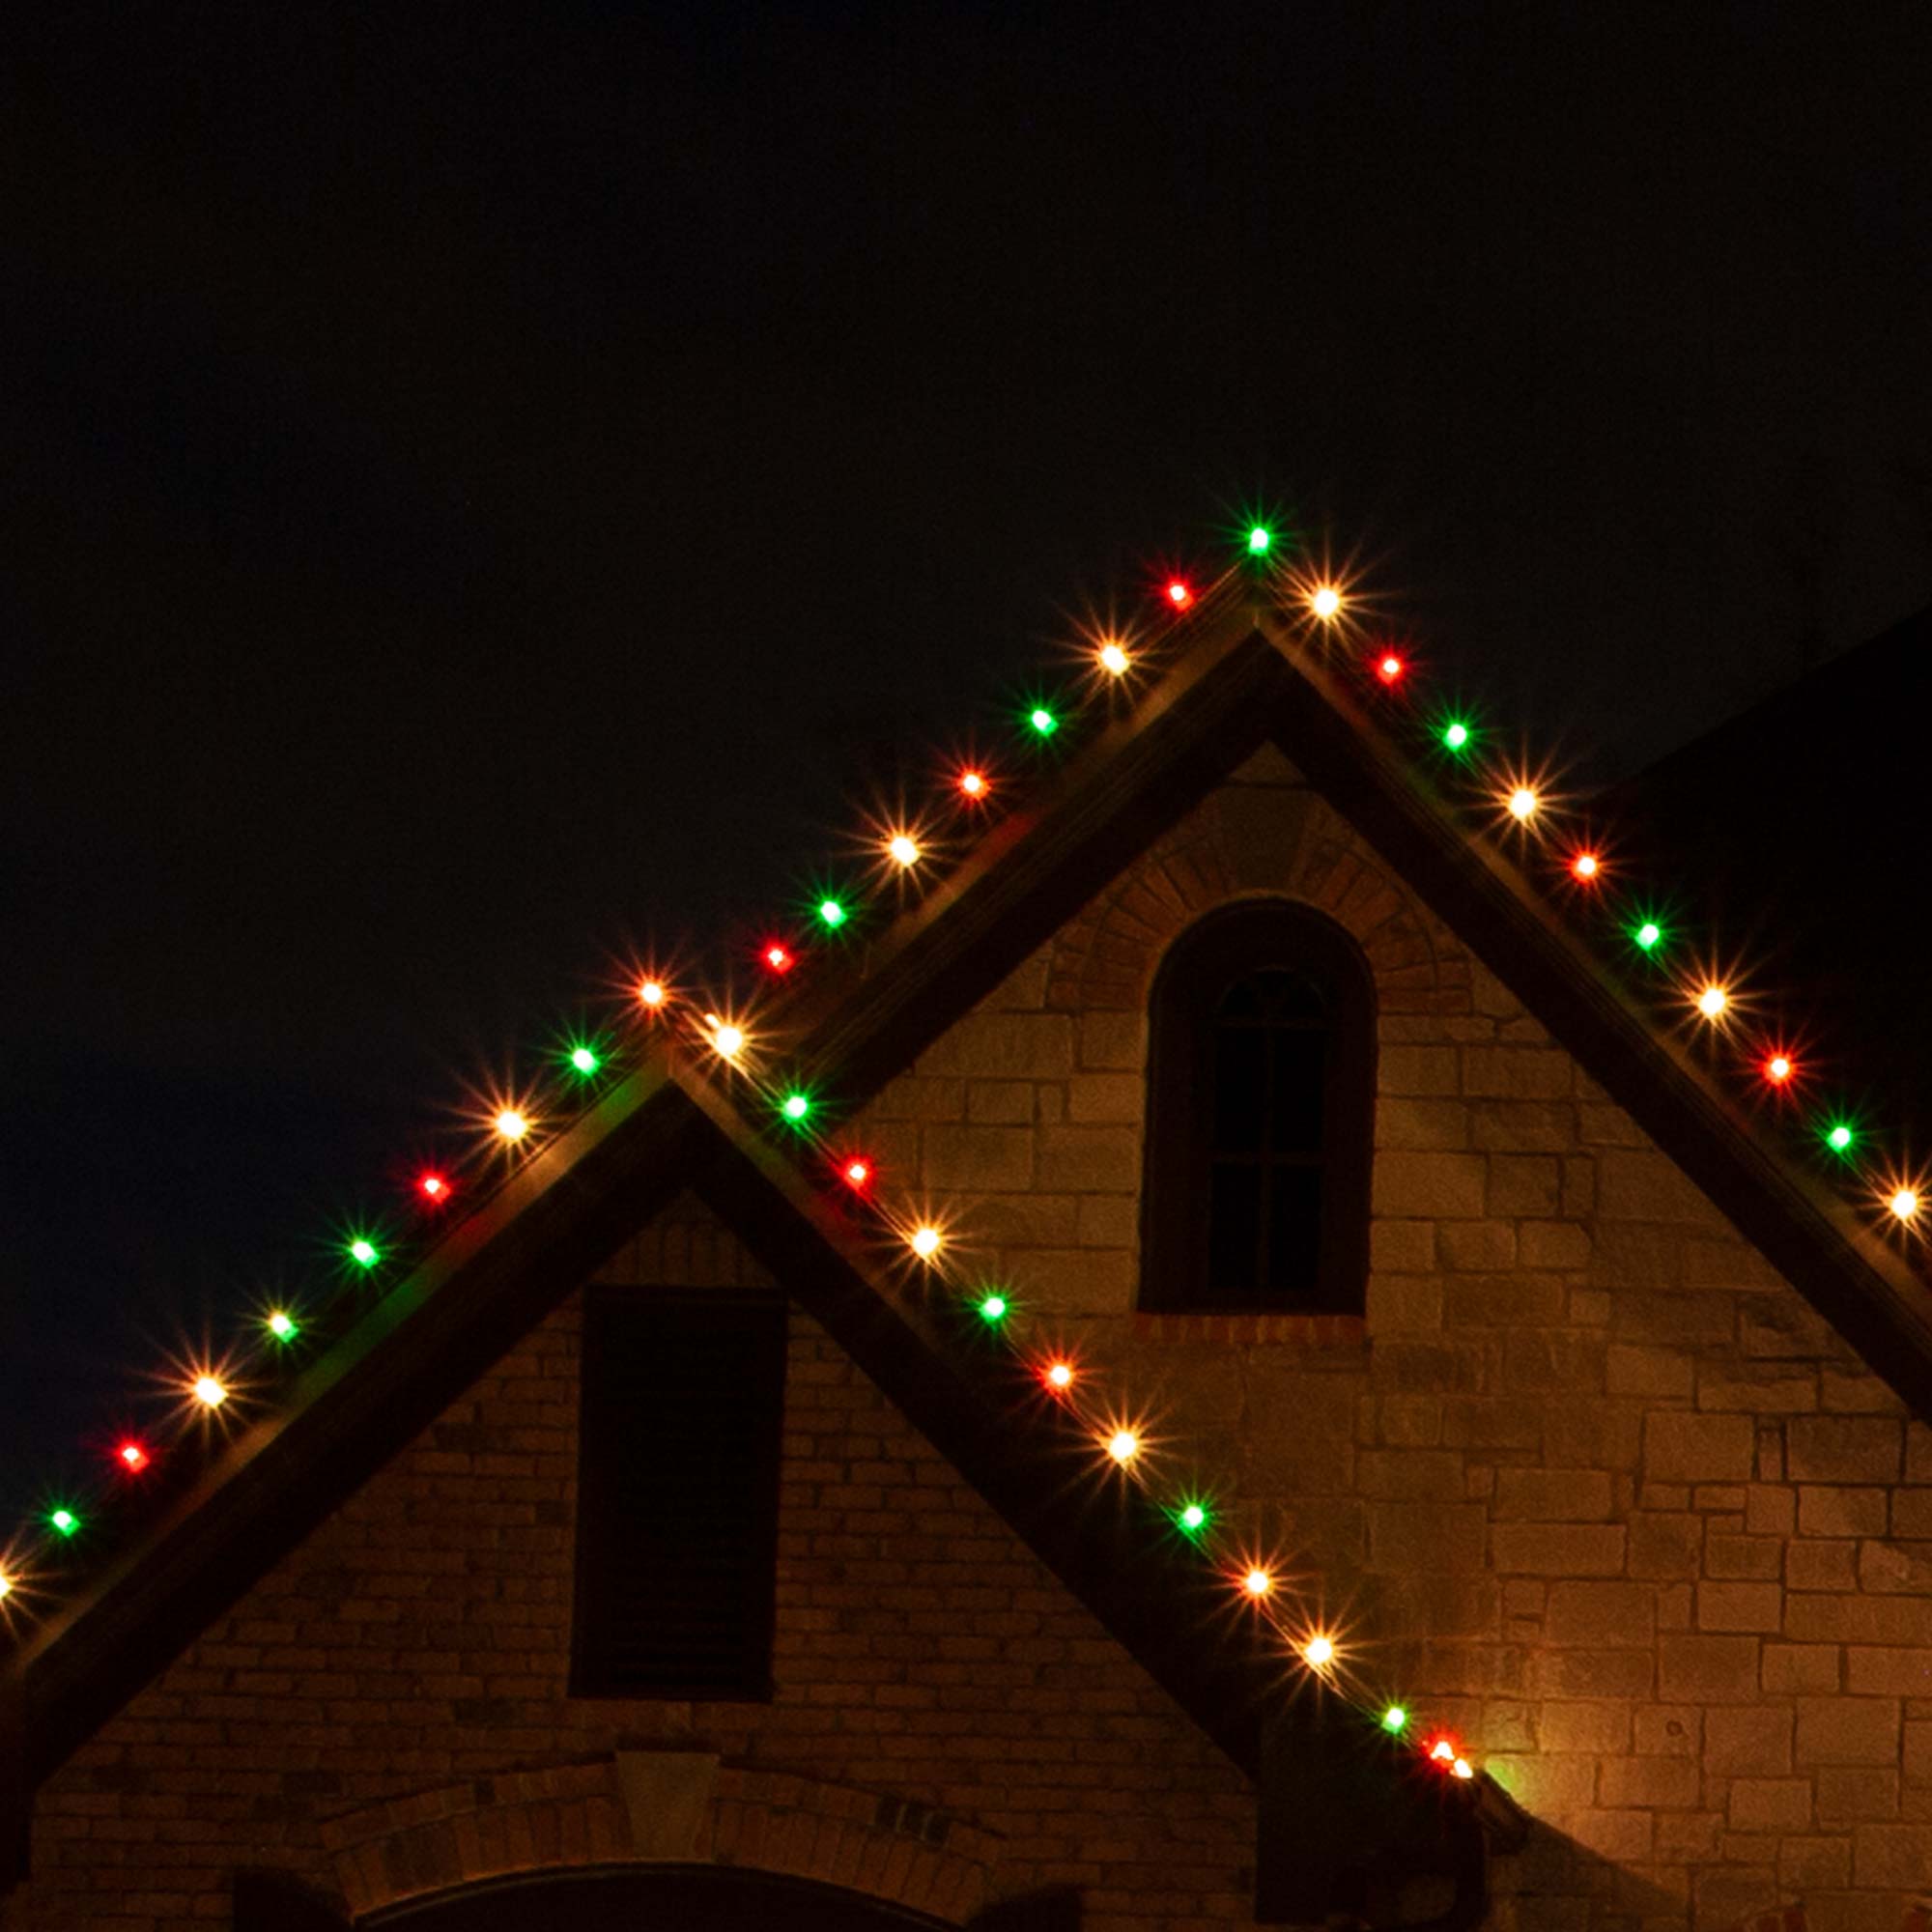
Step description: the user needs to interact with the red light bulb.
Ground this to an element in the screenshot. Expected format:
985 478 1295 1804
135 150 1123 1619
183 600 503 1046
118 1440 150 1473
958 768 988 800
418 1172 450 1203
1570 851 1601 882
1042 1359 1075 1394
763 943 794 974
1376 653 1404 684
1166 580 1192 610
841 1157 872 1190
1764 1053 1794 1086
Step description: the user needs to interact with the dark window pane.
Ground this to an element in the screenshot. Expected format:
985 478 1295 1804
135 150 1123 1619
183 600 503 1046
1208 1161 1263 1293
1217 978 1263 1021
1269 1031 1328 1152
1253 969 1328 1024
1212 1030 1268 1151
1265 1166 1323 1294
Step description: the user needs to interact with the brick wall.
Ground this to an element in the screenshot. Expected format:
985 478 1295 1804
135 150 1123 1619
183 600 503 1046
849 746 1932 1931
7 1200 1253 1931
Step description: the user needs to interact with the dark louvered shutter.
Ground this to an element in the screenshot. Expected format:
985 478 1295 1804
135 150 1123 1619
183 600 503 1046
570 1286 787 1699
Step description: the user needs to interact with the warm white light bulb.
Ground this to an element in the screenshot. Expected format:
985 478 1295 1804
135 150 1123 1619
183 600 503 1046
1243 1568 1273 1599
711 1021 745 1060
1697 985 1728 1020
1302 1634 1335 1668
910 1225 942 1260
1098 640 1129 676
495 1108 529 1142
1890 1188 1920 1223
888 834 921 868
1508 787 1538 822
1310 585 1343 620
638 979 666 1008
1107 1430 1139 1465
193 1376 227 1409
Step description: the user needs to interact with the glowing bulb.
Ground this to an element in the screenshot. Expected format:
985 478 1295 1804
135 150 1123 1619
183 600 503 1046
1176 1502 1208 1535
568 1044 600 1075
1301 1634 1335 1668
1247 525 1272 555
1452 1758 1474 1780
1826 1122 1855 1154
1765 1055 1793 1085
1890 1188 1919 1222
842 1157 871 1188
639 979 667 1009
958 768 987 799
193 1376 227 1409
1507 787 1538 822
781 1093 810 1122
418 1172 449 1202
1044 1360 1074 1392
0 1573 12 1600
818 899 846 928
348 1238 380 1268
976 1293 1008 1322
909 1225 943 1260
1634 921 1662 952
267 1311 298 1341
49 1509 77 1537
1430 1740 1456 1763
1310 585 1343 620
1029 706 1058 736
1242 1567 1273 1599
1442 721 1470 752
764 944 794 974
1377 653 1404 683
1106 1430 1140 1465
1381 1705 1407 1734
494 1108 529 1143
887 834 920 868
118 1441 149 1472
1166 580 1192 609
1097 639 1130 676
710 1021 745 1061
1696 984 1728 1020
1571 851 1600 881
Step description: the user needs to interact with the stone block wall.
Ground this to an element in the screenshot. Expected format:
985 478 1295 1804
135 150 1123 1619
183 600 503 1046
850 748 1932 1931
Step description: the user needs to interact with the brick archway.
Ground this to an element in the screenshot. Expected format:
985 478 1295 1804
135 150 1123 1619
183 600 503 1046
317 1754 1002 1925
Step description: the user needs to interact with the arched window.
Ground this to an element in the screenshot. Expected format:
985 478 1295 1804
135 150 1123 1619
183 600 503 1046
1141 900 1375 1314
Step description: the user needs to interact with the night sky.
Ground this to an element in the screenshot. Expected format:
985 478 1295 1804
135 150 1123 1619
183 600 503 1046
5 6 1930 1498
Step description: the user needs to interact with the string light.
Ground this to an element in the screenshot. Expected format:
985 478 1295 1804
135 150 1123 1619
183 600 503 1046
1309 585 1343 621
1763 1053 1794 1086
1429 1740 1457 1764
1106 1429 1140 1465
1889 1187 1920 1223
1028 706 1059 737
638 978 667 1009
840 1156 872 1190
494 1107 530 1143
1441 720 1471 753
1242 1567 1274 1600
117 1441 149 1473
1507 786 1539 823
0 1573 12 1600
706 1016 746 1061
817 898 847 928
417 1172 451 1204
267 1311 298 1341
1381 1705 1407 1734
1174 1500 1210 1537
887 834 921 868
566 1043 601 1075
780 1092 811 1123
1247 526 1272 555
1376 653 1405 685
975 1292 1009 1323
1633 920 1663 953
1042 1359 1075 1393
48 1509 77 1538
1695 984 1729 1021
1165 580 1192 610
763 943 794 973
1570 850 1600 882
1452 1758 1474 1780
1825 1122 1856 1155
191 1376 227 1409
347 1237 380 1269
908 1225 943 1260
957 768 988 800
1097 639 1130 676
1301 1634 1336 1668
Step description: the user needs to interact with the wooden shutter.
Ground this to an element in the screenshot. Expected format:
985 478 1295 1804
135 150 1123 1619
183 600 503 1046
570 1286 787 1699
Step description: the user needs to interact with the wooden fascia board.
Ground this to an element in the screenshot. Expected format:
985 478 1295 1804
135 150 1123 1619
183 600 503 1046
1262 618 1932 1419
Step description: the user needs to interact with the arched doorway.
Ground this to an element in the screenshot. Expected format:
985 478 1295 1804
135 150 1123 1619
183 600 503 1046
366 1865 952 1930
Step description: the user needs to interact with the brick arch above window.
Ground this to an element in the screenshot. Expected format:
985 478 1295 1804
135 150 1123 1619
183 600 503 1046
1042 781 1470 1022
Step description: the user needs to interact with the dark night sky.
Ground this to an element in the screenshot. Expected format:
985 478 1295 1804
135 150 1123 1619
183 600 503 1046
4 6 1930 1498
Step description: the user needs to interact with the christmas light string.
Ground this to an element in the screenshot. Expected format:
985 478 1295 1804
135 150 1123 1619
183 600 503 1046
2 519 1918 1804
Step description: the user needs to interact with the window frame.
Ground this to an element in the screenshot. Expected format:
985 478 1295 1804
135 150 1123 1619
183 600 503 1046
569 1284 788 1702
1139 898 1377 1316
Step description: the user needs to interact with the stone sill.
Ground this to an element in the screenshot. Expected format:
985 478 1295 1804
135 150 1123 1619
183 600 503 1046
1132 1311 1367 1348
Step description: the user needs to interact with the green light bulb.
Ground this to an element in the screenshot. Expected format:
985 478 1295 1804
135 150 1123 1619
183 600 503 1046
268 1311 298 1342
1634 921 1662 952
1382 1705 1407 1734
348 1237 379 1269
49 1509 77 1537
568 1044 600 1076
1442 721 1470 752
976 1293 1008 1323
1176 1501 1208 1536
781 1093 810 1122
1029 707 1058 736
1247 525 1271 555
1826 1122 1854 1154
818 899 846 928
